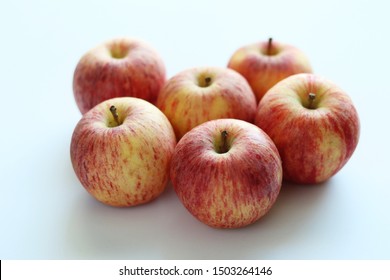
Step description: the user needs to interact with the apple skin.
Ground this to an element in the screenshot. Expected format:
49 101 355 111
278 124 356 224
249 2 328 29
228 39 312 102
255 73 360 184
156 67 257 140
170 119 283 228
73 37 166 114
70 97 176 207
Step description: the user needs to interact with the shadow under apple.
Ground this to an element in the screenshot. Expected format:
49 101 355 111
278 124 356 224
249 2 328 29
158 179 335 259
64 181 206 259
64 178 335 259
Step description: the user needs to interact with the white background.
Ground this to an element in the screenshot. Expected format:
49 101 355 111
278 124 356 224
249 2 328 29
1 0 389 259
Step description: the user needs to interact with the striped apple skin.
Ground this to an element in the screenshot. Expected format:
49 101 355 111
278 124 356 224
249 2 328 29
156 67 257 140
255 73 360 184
228 40 312 102
73 37 166 114
170 119 283 229
70 97 176 207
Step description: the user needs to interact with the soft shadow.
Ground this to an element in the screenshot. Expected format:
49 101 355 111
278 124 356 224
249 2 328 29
64 183 177 259
159 180 334 259
64 177 334 259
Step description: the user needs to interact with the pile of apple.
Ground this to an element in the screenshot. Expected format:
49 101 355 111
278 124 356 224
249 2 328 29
70 37 360 229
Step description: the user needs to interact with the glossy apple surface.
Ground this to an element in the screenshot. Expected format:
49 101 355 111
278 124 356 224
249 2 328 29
70 97 176 206
228 38 312 102
170 119 283 228
73 37 166 114
255 73 360 184
156 67 257 139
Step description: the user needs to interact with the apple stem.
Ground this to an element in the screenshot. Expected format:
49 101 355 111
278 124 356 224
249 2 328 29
308 93 316 109
220 130 229 153
205 76 212 87
110 105 120 126
267 37 273 55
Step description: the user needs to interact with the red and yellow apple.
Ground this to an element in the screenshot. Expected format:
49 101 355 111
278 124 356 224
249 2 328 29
255 73 360 184
156 67 257 139
70 97 176 206
73 37 166 114
170 119 283 228
228 38 312 102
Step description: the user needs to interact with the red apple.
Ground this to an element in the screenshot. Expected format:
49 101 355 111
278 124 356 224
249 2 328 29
170 119 283 228
70 97 176 207
73 37 166 114
228 38 312 102
156 67 257 139
255 73 360 184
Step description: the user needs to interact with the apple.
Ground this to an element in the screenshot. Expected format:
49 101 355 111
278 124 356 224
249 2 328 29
70 97 176 207
255 73 360 184
156 67 257 140
73 37 166 114
228 38 313 102
170 119 283 228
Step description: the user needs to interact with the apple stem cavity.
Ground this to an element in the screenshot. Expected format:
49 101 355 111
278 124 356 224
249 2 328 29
110 44 128 59
198 75 213 88
267 37 273 55
219 130 229 154
109 105 120 126
205 76 212 86
308 93 316 109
